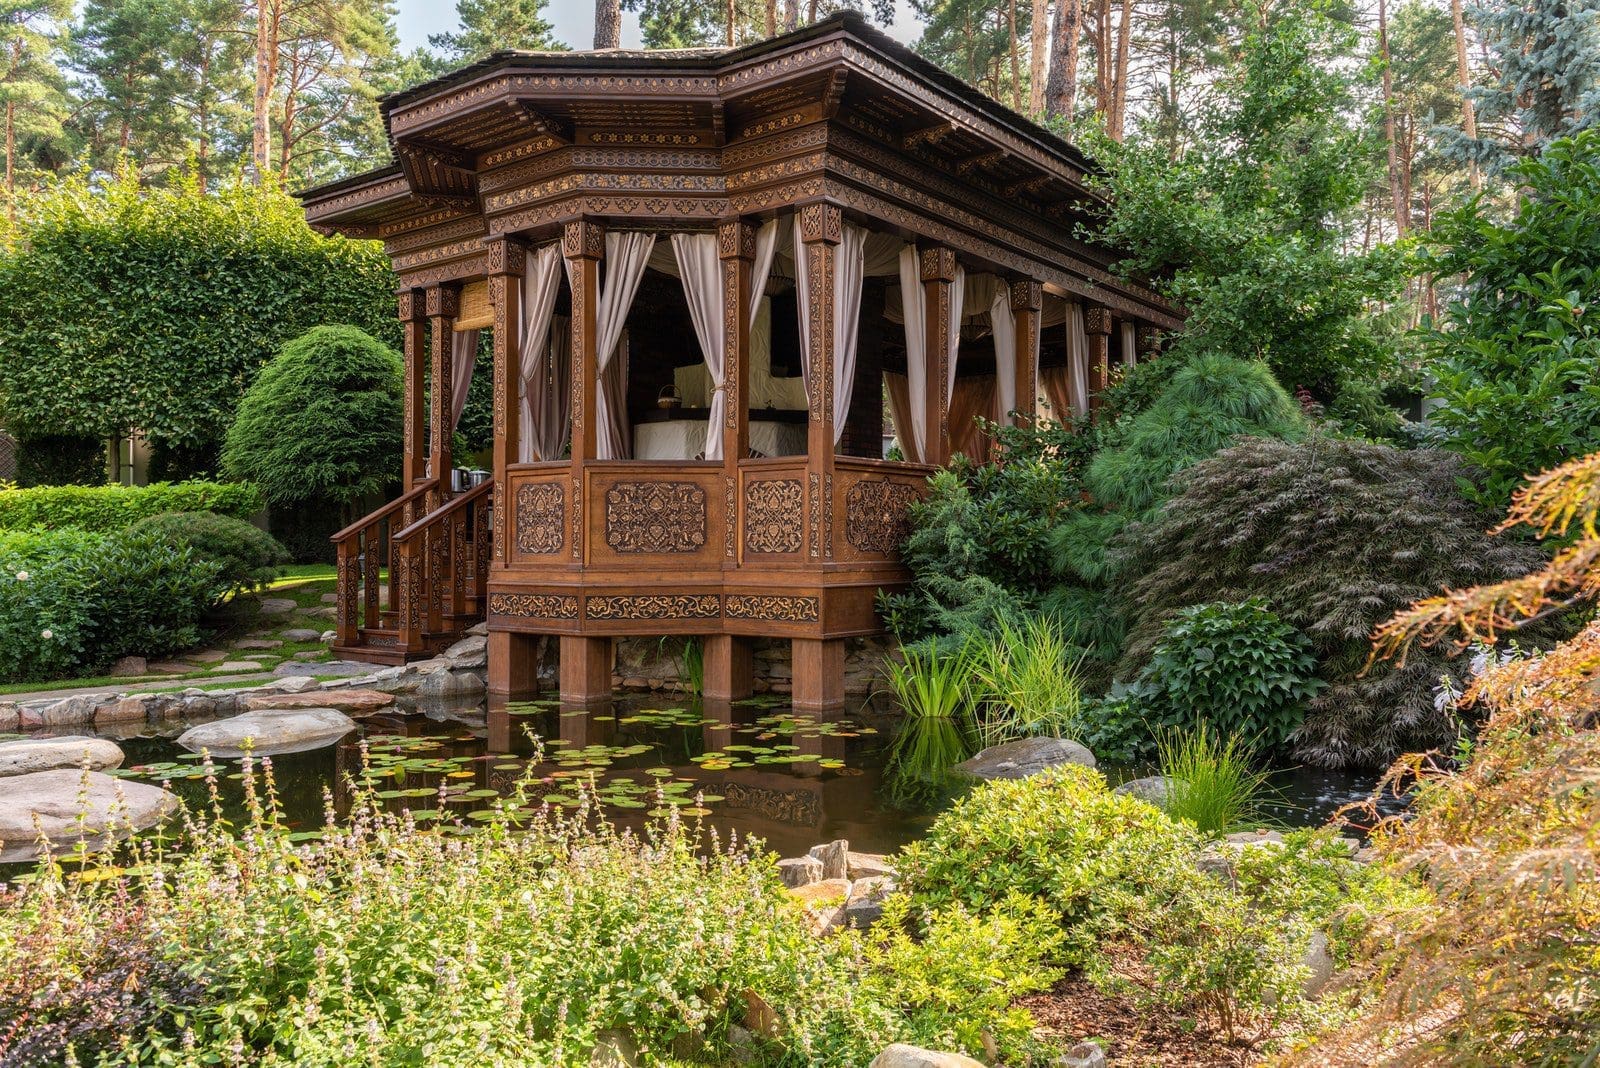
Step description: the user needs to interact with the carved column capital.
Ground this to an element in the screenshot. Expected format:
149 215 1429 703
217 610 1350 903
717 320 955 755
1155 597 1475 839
1136 324 1164 357
1083 304 1113 336
562 218 605 259
1009 279 1043 312
424 284 461 319
919 245 958 283
397 288 426 323
717 217 756 261
797 202 842 245
484 237 526 277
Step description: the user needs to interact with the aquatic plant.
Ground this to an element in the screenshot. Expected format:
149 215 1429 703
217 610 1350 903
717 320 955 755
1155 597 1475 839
883 709 977 811
970 614 1085 745
882 636 979 722
1155 725 1274 836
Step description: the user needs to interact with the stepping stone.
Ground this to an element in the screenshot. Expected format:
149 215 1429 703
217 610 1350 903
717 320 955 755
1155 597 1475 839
178 708 357 757
0 736 124 777
273 659 370 678
243 689 395 715
0 769 178 864
256 598 297 616
281 629 322 643
190 649 229 664
109 656 147 677
146 661 197 674
234 639 283 650
217 661 264 672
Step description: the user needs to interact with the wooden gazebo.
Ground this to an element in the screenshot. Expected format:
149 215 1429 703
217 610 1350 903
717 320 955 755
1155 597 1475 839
301 12 1179 709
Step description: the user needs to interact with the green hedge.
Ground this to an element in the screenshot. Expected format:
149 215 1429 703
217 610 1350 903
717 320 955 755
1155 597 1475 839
0 481 264 533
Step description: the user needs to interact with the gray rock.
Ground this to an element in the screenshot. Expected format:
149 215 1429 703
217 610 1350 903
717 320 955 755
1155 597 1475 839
446 634 488 661
273 676 319 693
256 597 297 616
868 1045 986 1068
844 875 896 930
809 838 850 880
590 1029 637 1067
275 659 371 678
243 689 395 715
321 592 339 604
281 629 322 642
848 851 896 880
189 649 229 663
93 696 151 725
320 631 337 644
0 769 178 863
234 639 283 651
1302 931 1335 998
778 855 824 888
788 878 851 935
218 660 264 672
1197 829 1289 882
726 1023 760 1065
1055 1040 1108 1068
466 621 488 636
0 701 18 731
109 655 148 677
417 668 486 700
0 736 124 776
19 694 109 729
178 708 356 757
1114 774 1172 806
953 736 1097 780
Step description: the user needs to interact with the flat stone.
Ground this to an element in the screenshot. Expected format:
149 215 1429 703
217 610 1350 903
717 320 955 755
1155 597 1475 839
1197 830 1289 882
146 660 197 674
953 736 1096 780
243 689 394 715
1114 774 1172 806
109 655 148 677
94 697 151 725
273 676 319 693
847 851 895 880
319 631 336 644
274 659 371 678
844 875 895 930
256 597 297 616
0 702 18 731
19 694 108 729
218 661 263 672
809 838 850 880
466 621 488 636
0 769 178 863
777 855 824 888
178 708 356 757
189 649 229 663
417 669 486 700
788 878 851 935
445 634 487 661
308 606 337 619
281 629 322 643
1055 1040 1108 1068
234 639 283 650
320 593 339 604
0 736 124 776
869 1045 986 1068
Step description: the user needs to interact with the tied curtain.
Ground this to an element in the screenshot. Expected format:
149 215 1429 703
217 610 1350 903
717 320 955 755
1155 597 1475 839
793 214 868 445
671 220 779 460
564 231 655 459
519 243 567 462
892 249 968 463
1040 301 1091 423
449 329 480 432
1121 320 1138 367
990 283 1018 423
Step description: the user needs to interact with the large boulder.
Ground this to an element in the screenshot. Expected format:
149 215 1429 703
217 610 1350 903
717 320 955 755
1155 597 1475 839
417 668 487 701
869 1045 986 1068
953 736 1096 781
1114 774 1172 806
0 735 125 777
178 708 356 757
243 689 395 715
0 769 178 863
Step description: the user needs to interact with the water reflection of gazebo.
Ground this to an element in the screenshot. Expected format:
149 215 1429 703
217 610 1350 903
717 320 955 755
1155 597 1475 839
300 12 1179 710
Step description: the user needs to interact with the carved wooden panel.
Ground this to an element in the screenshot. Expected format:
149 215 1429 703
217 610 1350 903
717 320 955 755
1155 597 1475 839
489 592 579 619
604 481 707 554
515 482 565 555
743 479 803 554
584 594 721 620
724 594 820 622
845 479 919 554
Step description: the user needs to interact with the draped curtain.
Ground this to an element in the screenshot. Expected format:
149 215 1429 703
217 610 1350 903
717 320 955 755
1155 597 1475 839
519 243 566 462
949 375 996 462
1065 301 1091 419
884 370 913 461
989 284 1018 423
1121 321 1138 367
896 246 927 463
793 214 868 445
564 231 655 459
449 329 480 431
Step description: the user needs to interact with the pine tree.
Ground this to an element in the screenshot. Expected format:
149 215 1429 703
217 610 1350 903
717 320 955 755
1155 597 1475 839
69 0 188 174
169 0 253 190
430 0 563 62
0 0 71 215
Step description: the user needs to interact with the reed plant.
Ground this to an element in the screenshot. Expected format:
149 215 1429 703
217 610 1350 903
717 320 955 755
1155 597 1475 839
883 637 979 722
971 615 1085 745
1155 725 1273 835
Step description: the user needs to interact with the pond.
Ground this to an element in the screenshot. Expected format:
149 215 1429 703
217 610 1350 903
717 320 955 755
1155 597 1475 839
60 694 1398 864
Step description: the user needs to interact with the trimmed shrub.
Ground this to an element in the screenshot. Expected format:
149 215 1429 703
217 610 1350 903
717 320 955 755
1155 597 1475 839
0 481 264 533
124 512 289 603
14 433 105 487
1115 436 1547 766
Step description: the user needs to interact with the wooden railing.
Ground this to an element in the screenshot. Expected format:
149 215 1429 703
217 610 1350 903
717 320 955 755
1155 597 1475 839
332 480 437 649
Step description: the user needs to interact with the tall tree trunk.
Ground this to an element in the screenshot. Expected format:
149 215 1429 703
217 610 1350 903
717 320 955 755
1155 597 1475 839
1450 0 1479 190
1029 0 1048 113
1090 0 1110 121
594 0 621 48
1165 17 1180 158
726 0 735 45
1045 0 1080 117
1378 0 1407 235
252 0 277 181
1007 0 1022 110
1108 0 1132 139
783 0 797 30
197 47 212 193
765 0 776 37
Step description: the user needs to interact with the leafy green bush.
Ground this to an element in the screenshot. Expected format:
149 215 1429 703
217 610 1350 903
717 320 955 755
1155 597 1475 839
1132 599 1322 750
124 511 289 603
0 172 398 457
0 480 264 533
1424 131 1600 510
14 433 105 487
1115 436 1547 767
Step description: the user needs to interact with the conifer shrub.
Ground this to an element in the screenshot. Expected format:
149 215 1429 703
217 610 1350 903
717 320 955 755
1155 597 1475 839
124 511 288 604
1115 436 1545 766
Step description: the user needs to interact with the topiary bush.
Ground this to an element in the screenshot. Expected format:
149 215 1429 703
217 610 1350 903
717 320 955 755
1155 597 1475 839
0 480 264 533
124 511 289 604
1115 436 1548 766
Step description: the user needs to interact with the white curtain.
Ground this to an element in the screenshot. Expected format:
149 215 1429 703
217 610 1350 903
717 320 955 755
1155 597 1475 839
564 231 655 459
946 264 966 412
897 246 928 463
990 284 1018 424
450 329 480 431
519 244 566 462
1065 302 1091 419
793 214 868 445
1121 321 1138 367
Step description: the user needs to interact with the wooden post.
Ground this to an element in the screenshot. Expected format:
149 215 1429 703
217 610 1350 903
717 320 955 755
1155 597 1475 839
560 218 609 702
921 246 957 464
710 217 756 702
399 289 427 518
1136 323 1162 362
791 637 846 711
1010 280 1042 427
425 284 460 512
1084 304 1112 415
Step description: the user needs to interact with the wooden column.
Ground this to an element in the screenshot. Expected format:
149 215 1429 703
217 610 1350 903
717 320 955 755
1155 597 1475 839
1084 303 1112 415
425 284 460 511
709 217 756 702
399 290 427 524
1010 280 1042 426
920 246 957 464
560 218 610 703
792 638 846 711
485 238 539 699
1136 323 1163 362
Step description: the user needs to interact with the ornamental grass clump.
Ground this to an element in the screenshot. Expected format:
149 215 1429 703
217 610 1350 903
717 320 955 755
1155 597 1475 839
970 614 1086 745
1155 725 1273 836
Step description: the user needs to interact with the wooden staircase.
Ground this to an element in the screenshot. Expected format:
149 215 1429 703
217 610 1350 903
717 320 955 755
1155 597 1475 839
331 477 493 665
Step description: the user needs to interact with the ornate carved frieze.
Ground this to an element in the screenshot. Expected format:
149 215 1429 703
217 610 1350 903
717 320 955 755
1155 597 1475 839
389 72 718 137
304 174 409 220
399 255 487 290
488 171 727 214
807 473 821 558
484 238 526 276
604 481 708 554
489 592 579 619
845 479 919 554
743 479 803 554
585 594 721 620
724 594 820 622
515 482 565 554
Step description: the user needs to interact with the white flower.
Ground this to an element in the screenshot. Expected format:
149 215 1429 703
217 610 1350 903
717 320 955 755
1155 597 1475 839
40 629 53 640
13 571 27 582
